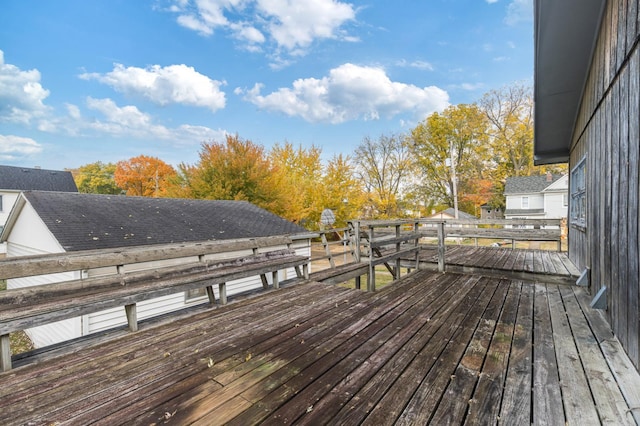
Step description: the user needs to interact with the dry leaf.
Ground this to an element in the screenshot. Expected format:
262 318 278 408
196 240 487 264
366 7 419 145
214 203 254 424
207 357 215 368
163 352 171 357
245 353 252 362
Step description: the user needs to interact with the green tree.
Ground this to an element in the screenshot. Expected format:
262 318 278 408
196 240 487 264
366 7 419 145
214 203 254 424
71 161 122 194
410 104 490 215
353 134 414 218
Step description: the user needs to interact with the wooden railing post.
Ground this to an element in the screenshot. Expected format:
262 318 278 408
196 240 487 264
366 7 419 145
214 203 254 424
394 224 401 280
437 222 446 272
1 334 11 372
219 283 227 305
125 304 138 332
414 221 420 270
352 221 361 263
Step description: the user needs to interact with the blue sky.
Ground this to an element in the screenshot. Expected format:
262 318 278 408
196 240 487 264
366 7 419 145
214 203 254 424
0 0 534 170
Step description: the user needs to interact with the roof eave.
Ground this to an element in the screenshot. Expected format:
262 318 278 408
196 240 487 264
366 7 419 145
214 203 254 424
533 0 606 165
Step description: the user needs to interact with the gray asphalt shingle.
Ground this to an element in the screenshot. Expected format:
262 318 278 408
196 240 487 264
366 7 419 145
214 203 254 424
22 191 307 251
503 174 562 194
0 165 77 192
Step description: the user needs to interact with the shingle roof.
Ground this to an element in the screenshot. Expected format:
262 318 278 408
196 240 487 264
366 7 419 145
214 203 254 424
20 191 307 251
503 174 562 194
432 207 477 220
0 165 78 192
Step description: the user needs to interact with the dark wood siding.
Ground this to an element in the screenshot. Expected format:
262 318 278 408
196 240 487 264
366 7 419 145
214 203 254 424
569 0 640 369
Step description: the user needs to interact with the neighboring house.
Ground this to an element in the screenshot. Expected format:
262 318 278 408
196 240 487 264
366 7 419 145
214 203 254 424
503 174 568 220
480 204 503 219
535 0 640 369
427 207 477 220
1 191 310 348
0 165 77 252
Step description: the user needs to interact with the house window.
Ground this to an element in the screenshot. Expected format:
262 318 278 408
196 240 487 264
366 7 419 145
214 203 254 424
521 196 529 209
0 195 3 212
570 157 586 227
563 193 568 207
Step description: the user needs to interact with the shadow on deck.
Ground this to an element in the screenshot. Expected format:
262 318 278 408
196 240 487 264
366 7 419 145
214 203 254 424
2 270 639 425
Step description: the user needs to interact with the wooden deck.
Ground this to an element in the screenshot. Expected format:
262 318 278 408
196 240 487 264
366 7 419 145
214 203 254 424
2 270 639 425
416 245 581 284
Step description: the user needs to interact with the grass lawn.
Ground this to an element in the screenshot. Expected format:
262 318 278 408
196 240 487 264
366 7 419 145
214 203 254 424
0 279 35 355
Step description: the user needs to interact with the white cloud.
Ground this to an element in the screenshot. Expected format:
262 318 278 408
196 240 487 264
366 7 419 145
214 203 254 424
167 0 357 60
38 97 226 145
80 63 226 112
451 82 485 91
396 59 434 71
0 50 51 124
0 135 43 160
83 97 226 142
505 0 533 25
257 0 356 51
486 0 499 4
237 63 449 123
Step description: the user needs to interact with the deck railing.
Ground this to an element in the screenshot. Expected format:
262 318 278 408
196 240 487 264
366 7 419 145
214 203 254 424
0 235 309 371
311 219 566 282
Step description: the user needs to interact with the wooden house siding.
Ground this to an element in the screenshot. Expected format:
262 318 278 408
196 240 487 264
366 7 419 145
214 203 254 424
569 0 640 369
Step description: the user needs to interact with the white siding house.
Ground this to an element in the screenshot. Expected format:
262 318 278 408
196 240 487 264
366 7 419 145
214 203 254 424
0 165 77 253
504 174 568 220
1 191 311 348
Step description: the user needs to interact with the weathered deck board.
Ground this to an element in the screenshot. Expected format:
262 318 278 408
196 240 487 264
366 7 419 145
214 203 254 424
1 270 638 425
416 245 580 285
499 282 533 423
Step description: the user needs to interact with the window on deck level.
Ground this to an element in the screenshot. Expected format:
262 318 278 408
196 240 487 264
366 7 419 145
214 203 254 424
570 157 587 228
521 196 529 209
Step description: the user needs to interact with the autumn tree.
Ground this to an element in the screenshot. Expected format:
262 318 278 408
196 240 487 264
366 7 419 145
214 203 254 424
269 142 323 225
114 155 177 197
316 154 366 227
410 104 490 215
353 134 414 218
71 161 122 194
184 134 287 215
478 82 567 211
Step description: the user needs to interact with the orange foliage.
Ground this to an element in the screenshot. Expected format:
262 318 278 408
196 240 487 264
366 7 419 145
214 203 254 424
114 155 177 197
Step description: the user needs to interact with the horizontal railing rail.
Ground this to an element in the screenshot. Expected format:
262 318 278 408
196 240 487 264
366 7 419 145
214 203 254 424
0 235 309 372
